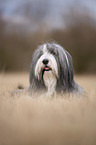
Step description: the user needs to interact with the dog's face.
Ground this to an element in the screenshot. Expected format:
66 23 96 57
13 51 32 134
30 43 74 93
35 44 58 81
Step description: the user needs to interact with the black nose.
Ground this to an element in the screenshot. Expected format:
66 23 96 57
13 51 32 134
42 59 49 65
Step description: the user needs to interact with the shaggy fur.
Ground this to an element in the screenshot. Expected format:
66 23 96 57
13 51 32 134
28 43 84 96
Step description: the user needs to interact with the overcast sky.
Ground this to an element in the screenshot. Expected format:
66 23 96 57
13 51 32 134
1 0 96 15
0 0 96 29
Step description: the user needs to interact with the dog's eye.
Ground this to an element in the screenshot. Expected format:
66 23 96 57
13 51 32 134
50 50 57 55
38 52 43 58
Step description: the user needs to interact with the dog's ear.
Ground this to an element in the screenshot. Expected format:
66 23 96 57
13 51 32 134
30 49 39 84
58 49 74 90
29 46 45 90
30 60 35 85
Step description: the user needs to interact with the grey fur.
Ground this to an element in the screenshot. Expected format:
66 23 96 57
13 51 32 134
28 43 85 95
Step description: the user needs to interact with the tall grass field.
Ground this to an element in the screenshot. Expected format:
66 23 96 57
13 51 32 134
0 73 96 145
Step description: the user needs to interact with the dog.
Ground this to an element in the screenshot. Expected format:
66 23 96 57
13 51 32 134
28 43 84 97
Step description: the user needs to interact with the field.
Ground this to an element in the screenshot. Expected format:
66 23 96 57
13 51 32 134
0 73 96 145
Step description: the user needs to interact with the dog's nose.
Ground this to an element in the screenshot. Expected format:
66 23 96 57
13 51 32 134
42 59 49 65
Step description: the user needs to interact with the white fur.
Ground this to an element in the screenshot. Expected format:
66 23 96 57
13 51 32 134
55 44 69 67
63 50 69 67
35 45 58 80
43 44 48 53
43 71 57 96
34 44 58 95
29 43 85 97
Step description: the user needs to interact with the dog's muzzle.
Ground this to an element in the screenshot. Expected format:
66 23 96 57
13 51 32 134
42 59 52 79
35 53 58 81
42 59 49 65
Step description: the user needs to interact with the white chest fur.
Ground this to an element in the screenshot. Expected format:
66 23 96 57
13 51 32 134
43 70 57 96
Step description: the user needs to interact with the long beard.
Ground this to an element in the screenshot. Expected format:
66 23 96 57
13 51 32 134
43 70 57 96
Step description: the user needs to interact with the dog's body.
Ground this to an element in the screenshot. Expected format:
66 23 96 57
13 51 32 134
28 43 84 96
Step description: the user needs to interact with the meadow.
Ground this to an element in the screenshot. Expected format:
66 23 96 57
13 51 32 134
0 73 96 145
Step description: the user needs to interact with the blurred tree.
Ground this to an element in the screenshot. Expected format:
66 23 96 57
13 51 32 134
0 0 50 72
51 5 96 73
13 0 49 30
0 10 7 71
0 1 96 74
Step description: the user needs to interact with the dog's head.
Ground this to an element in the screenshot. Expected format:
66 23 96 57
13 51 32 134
30 43 75 93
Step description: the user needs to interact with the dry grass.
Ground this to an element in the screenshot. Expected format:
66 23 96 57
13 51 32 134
0 73 96 145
